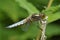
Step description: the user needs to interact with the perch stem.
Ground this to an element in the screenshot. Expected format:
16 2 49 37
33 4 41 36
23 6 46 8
36 16 48 40
46 0 54 9
36 24 41 40
40 20 47 40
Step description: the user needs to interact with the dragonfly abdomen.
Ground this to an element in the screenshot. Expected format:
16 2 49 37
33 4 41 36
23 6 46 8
6 19 27 28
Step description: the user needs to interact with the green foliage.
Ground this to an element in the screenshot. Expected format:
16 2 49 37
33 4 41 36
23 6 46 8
0 0 60 40
43 5 60 23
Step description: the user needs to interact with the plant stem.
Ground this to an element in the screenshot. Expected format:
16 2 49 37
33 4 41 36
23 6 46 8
36 0 54 40
36 21 42 40
36 30 41 40
40 20 47 40
36 16 48 40
46 0 54 9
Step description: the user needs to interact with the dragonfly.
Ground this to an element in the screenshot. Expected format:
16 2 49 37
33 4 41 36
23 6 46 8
6 13 48 31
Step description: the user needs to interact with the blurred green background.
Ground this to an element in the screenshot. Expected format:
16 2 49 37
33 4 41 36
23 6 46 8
0 0 60 40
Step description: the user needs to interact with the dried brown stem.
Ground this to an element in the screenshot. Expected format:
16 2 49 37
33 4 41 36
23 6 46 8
36 16 48 40
36 0 53 40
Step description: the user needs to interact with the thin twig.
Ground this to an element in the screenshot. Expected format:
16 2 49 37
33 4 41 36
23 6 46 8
36 22 41 40
36 0 54 40
46 0 54 9
36 30 41 40
36 16 48 40
40 0 54 39
40 19 47 40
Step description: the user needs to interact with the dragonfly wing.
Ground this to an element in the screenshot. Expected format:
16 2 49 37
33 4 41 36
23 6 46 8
6 19 27 28
21 22 30 31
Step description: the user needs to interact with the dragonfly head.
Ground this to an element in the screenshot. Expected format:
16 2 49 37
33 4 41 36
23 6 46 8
39 13 46 19
31 13 47 21
31 14 40 21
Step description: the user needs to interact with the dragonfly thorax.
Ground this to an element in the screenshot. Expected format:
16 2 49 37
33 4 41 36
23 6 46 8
31 13 46 21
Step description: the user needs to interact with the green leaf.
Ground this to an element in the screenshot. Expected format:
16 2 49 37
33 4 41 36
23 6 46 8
15 0 39 15
43 5 60 23
46 23 60 37
0 0 29 22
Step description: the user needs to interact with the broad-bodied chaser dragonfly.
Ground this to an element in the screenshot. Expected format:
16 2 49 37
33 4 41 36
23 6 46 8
6 13 48 30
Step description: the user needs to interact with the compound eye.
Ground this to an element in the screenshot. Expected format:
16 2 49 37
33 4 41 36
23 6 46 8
39 14 45 19
31 14 40 20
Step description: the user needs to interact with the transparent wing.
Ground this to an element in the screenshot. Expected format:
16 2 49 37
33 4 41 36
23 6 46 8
20 22 30 31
